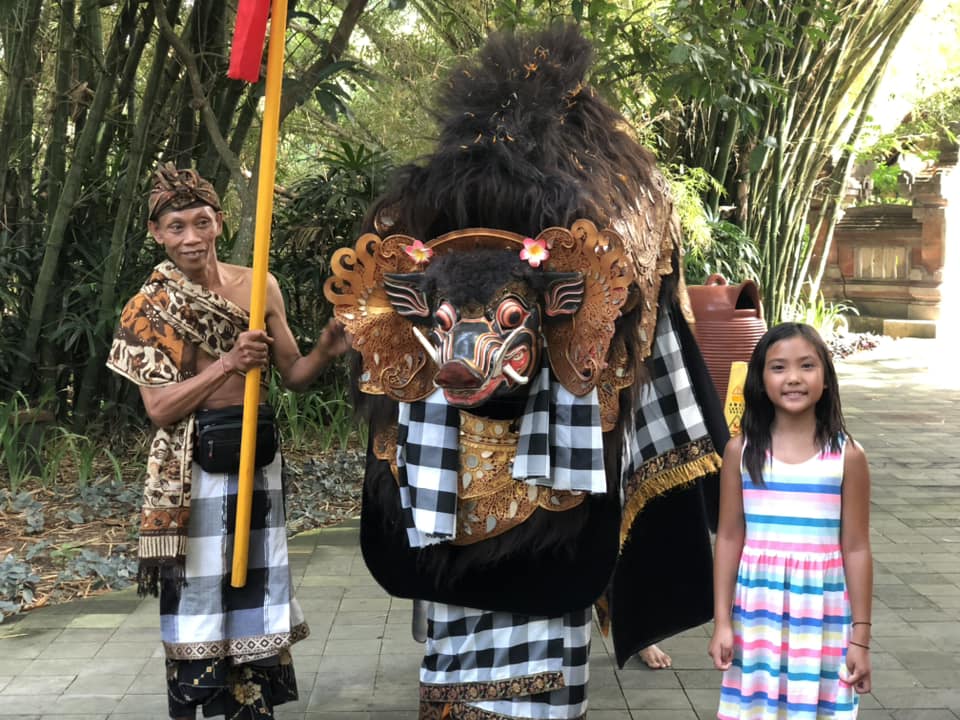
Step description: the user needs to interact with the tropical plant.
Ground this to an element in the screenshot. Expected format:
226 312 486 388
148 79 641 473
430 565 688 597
0 0 382 425
784 293 859 340
639 1 924 322
271 141 393 344
684 216 762 287
269 372 366 453
0 554 40 618
0 392 49 492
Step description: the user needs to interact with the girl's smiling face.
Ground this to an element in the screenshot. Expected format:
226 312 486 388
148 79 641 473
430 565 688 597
762 336 826 416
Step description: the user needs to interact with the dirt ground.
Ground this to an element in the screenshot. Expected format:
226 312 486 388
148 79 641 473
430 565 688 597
0 446 363 618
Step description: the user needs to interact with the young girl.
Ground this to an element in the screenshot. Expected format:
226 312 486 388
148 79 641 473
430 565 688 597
708 323 873 719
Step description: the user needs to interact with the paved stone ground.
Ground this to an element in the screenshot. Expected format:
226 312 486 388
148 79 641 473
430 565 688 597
1 337 958 719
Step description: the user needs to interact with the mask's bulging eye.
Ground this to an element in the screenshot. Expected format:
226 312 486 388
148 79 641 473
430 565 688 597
496 298 527 329
435 302 456 332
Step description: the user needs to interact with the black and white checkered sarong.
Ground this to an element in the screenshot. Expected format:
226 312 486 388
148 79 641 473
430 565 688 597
159 455 308 663
420 602 591 719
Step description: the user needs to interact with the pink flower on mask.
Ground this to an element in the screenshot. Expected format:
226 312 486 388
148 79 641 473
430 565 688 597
520 237 550 268
404 239 434 265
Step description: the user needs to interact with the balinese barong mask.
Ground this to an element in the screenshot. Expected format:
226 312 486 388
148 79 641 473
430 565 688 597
324 220 636 418
384 255 583 407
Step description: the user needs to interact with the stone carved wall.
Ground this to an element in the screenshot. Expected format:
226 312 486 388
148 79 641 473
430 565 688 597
816 158 957 330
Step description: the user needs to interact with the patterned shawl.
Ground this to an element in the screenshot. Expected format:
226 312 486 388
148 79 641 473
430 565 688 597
106 261 249 595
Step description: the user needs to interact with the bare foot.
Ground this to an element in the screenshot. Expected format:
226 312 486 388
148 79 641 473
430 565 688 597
637 644 672 669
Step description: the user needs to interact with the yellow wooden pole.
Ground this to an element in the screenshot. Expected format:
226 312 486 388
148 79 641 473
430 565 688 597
231 0 288 588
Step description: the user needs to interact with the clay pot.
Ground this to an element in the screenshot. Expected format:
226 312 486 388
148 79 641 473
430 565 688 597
687 274 767 402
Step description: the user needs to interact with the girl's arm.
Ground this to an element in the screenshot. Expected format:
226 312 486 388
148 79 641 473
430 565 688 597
708 434 746 671
841 439 873 693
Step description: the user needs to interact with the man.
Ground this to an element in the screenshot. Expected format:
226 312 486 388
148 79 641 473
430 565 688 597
107 163 349 720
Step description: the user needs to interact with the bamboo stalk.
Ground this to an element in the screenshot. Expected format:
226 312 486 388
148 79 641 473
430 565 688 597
14 0 132 394
807 12 917 300
75 2 167 425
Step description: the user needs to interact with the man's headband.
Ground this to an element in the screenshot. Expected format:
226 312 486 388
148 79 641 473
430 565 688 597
148 162 221 220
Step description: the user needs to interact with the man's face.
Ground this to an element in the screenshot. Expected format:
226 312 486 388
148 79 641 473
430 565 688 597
148 205 222 279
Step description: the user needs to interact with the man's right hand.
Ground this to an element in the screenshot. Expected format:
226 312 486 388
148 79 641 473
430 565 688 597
224 330 273 374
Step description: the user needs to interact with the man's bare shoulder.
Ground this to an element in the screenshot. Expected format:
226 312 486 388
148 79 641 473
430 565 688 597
214 262 284 314
217 262 279 290
206 262 253 310
218 261 253 284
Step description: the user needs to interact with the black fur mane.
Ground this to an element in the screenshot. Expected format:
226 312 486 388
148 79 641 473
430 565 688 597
422 249 561 307
363 24 658 241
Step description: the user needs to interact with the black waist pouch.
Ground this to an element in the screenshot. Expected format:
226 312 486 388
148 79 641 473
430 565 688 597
194 404 278 474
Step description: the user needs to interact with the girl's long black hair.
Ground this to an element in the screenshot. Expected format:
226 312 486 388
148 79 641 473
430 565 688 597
741 323 847 485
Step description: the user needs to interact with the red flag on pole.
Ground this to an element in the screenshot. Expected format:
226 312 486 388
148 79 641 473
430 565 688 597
228 0 271 82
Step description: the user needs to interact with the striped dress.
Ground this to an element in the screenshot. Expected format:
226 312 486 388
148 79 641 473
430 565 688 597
718 438 858 719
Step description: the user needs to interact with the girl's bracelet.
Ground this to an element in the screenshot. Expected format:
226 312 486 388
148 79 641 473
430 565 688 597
849 640 870 650
851 621 872 627
219 356 229 377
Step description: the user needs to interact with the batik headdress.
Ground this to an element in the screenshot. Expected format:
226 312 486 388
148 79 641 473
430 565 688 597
148 162 221 220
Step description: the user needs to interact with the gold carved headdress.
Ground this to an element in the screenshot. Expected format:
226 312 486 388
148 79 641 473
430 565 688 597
323 219 635 414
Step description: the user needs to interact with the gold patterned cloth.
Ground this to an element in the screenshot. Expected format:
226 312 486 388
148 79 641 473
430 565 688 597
106 260 249 594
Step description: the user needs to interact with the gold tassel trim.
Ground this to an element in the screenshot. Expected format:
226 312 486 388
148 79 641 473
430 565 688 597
619 450 722 549
594 593 611 636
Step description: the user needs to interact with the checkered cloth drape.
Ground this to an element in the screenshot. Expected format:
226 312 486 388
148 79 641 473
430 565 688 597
621 308 710 493
396 357 606 548
159 455 309 663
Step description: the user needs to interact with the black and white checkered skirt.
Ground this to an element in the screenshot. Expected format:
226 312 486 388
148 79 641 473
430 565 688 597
419 603 591 719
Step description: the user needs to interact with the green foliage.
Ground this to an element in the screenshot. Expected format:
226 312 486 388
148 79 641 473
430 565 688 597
861 84 960 161
269 372 367 454
311 60 377 122
0 554 39 618
0 393 45 492
669 166 761 287
58 549 137 591
869 164 903 200
668 165 723 249
8 489 45 535
785 293 858 340
1 392 125 493
854 82 960 204
271 141 393 345
684 217 762 287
